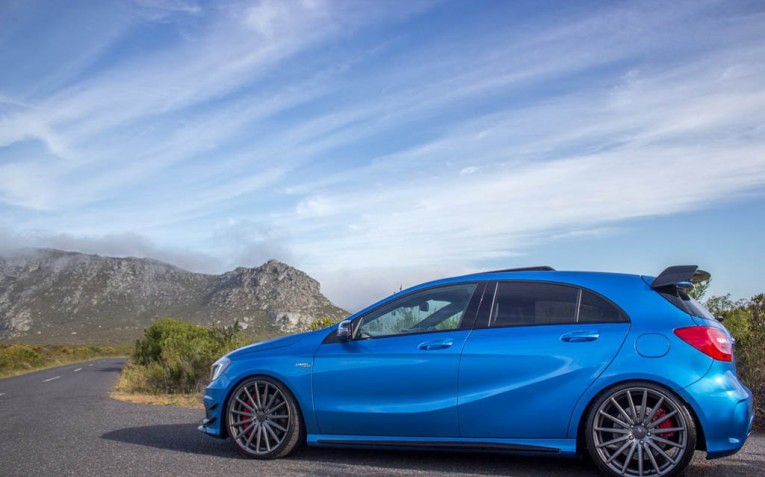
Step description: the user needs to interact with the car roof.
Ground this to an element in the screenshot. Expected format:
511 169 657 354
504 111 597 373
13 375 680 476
412 268 645 300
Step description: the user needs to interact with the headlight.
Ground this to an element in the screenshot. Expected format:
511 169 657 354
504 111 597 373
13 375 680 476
210 356 231 382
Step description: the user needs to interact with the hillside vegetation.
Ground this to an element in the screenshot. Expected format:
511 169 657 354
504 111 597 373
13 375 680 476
0 249 347 344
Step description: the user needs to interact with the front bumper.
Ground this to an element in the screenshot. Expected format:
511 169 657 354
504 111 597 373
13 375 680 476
682 363 754 459
197 377 230 439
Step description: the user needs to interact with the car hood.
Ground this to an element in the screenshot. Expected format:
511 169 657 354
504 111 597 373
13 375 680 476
227 333 307 358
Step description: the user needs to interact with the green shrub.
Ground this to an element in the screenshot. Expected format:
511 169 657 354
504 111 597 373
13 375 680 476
738 294 765 428
308 316 341 331
706 293 765 428
128 318 241 394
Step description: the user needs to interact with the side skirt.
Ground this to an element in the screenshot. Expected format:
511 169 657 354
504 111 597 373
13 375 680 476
307 434 577 457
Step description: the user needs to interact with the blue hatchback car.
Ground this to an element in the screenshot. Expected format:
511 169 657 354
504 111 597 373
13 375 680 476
200 265 754 477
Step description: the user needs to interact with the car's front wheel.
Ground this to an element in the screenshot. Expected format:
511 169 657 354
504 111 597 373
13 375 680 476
226 376 304 459
585 382 696 477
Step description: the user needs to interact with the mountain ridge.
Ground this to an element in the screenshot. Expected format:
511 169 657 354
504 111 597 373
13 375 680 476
0 248 347 344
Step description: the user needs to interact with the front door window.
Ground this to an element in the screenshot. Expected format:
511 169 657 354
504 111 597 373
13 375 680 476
356 283 477 338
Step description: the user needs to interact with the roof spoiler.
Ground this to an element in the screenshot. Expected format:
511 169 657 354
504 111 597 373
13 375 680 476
650 265 710 289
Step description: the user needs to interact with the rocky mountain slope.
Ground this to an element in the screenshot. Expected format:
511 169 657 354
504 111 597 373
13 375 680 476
0 249 347 344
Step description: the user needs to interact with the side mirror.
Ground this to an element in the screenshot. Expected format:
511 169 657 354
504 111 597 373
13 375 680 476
337 320 353 342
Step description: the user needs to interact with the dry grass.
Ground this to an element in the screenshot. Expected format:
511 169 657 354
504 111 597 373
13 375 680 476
111 363 204 409
0 344 127 379
110 390 204 409
1 359 104 379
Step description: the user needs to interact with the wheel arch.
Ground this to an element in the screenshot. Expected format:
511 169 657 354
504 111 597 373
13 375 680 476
220 373 308 442
574 378 707 454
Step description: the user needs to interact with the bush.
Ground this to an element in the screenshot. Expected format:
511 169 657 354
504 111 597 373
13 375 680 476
706 293 765 429
737 295 765 428
127 318 241 394
308 316 340 331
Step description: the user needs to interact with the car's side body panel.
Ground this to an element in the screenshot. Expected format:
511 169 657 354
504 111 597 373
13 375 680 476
313 329 471 437
458 321 630 438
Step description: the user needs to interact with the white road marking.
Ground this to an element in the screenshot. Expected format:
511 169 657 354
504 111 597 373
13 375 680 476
43 376 60 383
0 393 6 396
74 368 82 372
88 364 94 367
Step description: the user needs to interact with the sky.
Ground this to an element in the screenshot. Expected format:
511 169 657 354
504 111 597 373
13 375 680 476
1 0 764 311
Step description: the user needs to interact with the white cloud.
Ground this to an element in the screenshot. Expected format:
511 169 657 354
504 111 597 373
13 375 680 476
0 228 220 272
1 0 764 308
296 196 334 217
278 38 765 271
0 0 431 212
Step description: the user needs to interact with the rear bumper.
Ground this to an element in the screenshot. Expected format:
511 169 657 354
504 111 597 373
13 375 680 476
682 363 754 459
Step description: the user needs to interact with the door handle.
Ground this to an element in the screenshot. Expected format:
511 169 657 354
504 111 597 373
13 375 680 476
418 339 454 350
561 331 600 342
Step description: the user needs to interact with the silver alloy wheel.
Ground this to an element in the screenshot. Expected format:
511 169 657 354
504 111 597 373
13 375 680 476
228 380 292 456
592 387 689 476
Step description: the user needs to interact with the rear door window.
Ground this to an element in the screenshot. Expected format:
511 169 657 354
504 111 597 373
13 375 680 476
490 282 578 327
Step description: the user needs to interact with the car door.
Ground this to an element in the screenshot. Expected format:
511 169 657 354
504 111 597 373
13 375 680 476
313 282 483 437
458 281 630 439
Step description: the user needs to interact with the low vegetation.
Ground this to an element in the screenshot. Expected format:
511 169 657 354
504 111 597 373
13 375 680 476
308 316 341 330
114 316 338 407
116 318 244 396
0 344 126 378
704 292 765 429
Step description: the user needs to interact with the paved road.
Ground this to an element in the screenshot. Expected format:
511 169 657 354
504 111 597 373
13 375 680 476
0 358 762 476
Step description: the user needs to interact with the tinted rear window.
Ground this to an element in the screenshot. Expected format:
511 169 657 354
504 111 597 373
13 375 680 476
491 282 578 327
579 290 629 323
658 288 716 320
489 282 630 327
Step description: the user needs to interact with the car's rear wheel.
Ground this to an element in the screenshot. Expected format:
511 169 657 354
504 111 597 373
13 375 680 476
585 382 696 477
226 376 303 459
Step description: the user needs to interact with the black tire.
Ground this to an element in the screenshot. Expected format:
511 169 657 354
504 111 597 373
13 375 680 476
584 381 696 477
226 376 304 459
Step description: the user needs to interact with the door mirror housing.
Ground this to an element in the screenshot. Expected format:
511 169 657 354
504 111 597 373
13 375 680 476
337 320 353 342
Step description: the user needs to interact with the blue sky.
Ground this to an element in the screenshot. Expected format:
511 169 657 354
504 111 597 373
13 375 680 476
1 0 764 311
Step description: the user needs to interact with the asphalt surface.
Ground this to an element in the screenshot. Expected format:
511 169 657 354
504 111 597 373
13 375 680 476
0 358 762 477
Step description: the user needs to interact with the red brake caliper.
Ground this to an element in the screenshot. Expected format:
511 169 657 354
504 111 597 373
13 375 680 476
652 408 675 439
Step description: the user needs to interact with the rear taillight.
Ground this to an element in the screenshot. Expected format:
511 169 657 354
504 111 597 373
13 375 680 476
674 326 732 361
